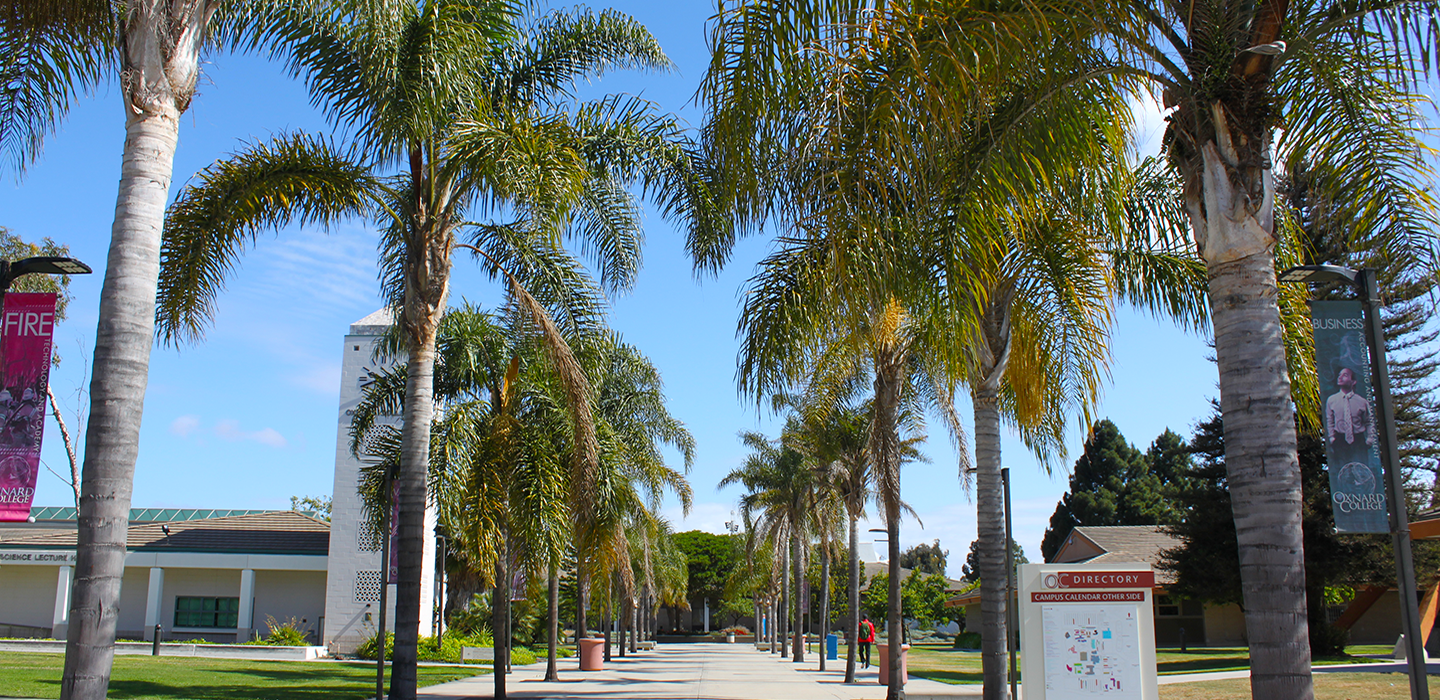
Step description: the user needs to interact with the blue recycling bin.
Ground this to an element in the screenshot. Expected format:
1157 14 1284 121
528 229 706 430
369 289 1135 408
826 633 839 660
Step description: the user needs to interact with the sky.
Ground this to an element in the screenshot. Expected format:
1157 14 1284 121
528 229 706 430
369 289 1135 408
0 1 1224 579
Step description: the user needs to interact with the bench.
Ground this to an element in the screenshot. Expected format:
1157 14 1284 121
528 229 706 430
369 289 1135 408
637 641 656 651
461 646 496 663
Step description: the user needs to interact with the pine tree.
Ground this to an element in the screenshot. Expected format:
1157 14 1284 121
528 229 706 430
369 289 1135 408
1040 420 1183 561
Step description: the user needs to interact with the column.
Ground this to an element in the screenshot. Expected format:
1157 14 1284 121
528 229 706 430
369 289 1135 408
51 565 72 639
143 567 165 641
237 569 256 642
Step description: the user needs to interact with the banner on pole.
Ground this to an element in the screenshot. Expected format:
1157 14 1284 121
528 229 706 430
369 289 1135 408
0 293 58 522
1312 300 1388 534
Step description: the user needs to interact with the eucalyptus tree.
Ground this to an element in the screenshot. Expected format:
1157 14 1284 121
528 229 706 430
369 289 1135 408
156 5 721 695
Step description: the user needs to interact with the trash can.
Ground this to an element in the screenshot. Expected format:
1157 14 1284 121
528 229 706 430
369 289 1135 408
826 634 838 660
876 643 909 685
578 637 605 671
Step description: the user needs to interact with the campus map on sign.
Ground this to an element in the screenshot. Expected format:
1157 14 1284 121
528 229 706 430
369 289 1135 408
1041 604 1142 699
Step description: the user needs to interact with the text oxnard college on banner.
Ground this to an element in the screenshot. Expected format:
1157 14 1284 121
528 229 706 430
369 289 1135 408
0 293 59 522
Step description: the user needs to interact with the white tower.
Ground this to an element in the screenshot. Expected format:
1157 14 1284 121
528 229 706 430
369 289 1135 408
323 309 437 654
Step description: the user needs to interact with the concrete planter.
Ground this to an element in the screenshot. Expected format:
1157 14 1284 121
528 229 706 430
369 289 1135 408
578 637 605 671
875 643 910 686
0 639 327 661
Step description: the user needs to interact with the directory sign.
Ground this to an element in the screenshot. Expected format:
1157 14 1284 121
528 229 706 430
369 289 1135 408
1020 563 1159 700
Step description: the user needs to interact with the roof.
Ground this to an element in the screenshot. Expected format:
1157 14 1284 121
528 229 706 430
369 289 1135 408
1052 525 1178 584
351 308 394 336
862 561 967 592
25 507 280 523
1 511 330 556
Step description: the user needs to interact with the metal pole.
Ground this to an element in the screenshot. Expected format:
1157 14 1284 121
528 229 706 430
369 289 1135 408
435 534 446 642
1003 467 1018 700
151 624 161 656
376 489 391 700
1360 269 1429 700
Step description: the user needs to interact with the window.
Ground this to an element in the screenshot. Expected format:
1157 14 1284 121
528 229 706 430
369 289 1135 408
174 596 240 629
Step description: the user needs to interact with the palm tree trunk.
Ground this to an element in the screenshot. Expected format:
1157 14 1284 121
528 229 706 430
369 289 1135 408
62 36 193 698
872 343 908 700
780 550 790 659
845 516 859 683
792 531 804 662
576 563 589 642
493 538 509 700
886 514 903 700
973 391 1008 700
1205 234 1311 697
819 541 830 671
769 597 777 653
392 328 439 700
545 560 559 681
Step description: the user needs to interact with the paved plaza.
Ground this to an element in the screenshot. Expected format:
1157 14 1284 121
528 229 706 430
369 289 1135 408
420 642 980 699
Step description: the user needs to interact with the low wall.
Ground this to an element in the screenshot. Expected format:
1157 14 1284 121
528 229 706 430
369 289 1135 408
0 639 328 661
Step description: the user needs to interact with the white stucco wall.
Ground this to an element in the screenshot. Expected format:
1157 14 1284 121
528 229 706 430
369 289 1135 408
254 570 327 642
0 565 56 628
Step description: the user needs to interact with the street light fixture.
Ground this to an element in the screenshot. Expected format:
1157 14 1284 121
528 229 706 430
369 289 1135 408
1281 264 1427 700
0 256 92 294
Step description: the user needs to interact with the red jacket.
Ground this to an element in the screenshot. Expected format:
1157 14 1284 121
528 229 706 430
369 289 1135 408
859 620 876 643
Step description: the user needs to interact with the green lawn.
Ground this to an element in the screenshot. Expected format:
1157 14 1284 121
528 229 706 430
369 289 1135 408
0 653 487 700
1160 672 1413 699
906 645 1389 685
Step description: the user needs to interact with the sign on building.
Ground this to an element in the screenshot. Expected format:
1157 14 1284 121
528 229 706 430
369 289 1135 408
1020 563 1159 700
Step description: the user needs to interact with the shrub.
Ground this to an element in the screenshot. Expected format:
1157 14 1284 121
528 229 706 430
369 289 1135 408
358 630 539 666
952 631 981 649
258 616 309 646
722 625 750 635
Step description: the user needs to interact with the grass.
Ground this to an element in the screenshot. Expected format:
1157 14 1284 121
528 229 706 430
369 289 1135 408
0 653 487 700
1159 672 1414 699
906 645 1390 685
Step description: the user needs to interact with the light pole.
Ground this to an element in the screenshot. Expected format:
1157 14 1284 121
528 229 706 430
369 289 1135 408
1002 467 1017 700
0 257 92 297
1280 264 1427 700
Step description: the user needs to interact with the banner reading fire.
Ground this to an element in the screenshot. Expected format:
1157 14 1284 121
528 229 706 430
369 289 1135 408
1312 300 1388 534
0 293 58 522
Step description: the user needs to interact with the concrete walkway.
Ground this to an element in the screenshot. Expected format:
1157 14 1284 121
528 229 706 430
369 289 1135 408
419 642 978 699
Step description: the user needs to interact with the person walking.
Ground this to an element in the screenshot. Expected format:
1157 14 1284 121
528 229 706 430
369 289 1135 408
858 615 876 669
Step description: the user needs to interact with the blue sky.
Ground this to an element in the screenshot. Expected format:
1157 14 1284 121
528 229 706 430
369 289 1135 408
0 1 1222 576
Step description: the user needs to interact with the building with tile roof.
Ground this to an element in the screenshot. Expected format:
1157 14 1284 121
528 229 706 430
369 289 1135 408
0 510 329 643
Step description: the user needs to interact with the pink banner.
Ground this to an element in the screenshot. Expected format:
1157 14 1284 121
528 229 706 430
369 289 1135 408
0 293 57 522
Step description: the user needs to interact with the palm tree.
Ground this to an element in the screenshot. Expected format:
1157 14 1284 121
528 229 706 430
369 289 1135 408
1057 1 1439 692
721 431 817 661
1 2 262 696
156 5 721 695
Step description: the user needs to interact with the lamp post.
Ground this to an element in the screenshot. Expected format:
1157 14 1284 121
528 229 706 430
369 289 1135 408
0 257 92 297
1002 467 1017 700
1280 265 1427 700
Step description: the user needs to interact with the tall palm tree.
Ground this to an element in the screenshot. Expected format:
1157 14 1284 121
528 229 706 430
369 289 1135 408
721 431 816 661
157 5 721 695
0 2 263 696
1057 1 1439 692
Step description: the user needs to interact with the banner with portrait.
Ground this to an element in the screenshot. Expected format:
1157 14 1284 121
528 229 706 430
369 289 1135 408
1312 300 1388 534
0 293 58 522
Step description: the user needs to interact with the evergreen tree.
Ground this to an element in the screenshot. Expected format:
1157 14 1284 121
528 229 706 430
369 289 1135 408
961 538 1027 584
899 540 949 576
1040 421 1182 561
1160 405 1440 654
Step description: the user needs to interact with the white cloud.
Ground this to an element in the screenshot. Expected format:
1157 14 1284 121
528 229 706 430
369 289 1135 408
212 418 290 449
663 501 741 535
169 415 201 438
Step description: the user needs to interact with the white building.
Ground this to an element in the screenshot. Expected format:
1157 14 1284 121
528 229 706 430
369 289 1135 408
322 309 438 654
0 310 439 654
0 508 328 643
